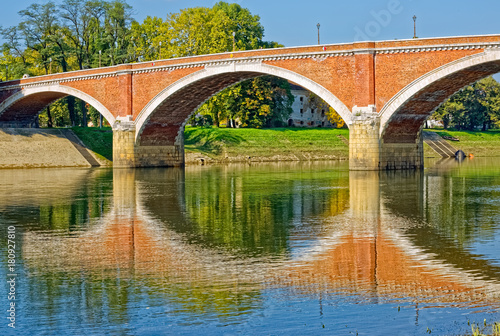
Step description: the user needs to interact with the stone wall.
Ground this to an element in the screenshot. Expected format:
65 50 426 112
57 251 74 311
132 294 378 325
379 142 423 170
113 123 184 168
0 128 95 168
349 108 424 170
349 109 380 170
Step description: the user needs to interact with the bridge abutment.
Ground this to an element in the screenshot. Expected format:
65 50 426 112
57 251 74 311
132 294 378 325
349 108 424 171
113 122 184 168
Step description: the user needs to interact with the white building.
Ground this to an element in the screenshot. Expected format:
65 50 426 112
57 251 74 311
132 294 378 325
287 83 334 128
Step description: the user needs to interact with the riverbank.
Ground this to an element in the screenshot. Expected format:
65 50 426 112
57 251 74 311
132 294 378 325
187 127 500 162
424 129 500 158
184 126 350 163
74 126 500 163
71 127 113 161
0 128 109 168
2 127 500 168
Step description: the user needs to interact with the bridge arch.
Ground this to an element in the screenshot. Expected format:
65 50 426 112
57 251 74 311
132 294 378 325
379 49 500 143
134 62 352 145
0 84 115 126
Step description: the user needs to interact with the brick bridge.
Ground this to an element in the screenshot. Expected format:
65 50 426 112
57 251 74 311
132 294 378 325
1 34 500 170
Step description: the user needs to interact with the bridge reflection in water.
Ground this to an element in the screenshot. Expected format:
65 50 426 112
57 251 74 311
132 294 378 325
13 161 500 332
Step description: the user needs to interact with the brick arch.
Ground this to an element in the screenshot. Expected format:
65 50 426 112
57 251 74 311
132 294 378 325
379 50 500 143
0 85 115 126
134 63 352 145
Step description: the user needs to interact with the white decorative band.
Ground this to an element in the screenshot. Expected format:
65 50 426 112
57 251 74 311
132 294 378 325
375 42 500 54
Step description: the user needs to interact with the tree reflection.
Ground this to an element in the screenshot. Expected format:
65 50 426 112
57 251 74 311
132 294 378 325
146 163 351 256
3 160 500 334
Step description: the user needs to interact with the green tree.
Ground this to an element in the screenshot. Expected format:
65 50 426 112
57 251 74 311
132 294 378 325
4 1 290 129
199 76 294 128
433 77 500 131
304 92 346 128
17 2 59 74
103 0 134 66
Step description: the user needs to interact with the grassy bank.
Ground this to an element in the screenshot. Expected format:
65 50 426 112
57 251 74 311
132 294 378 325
71 127 113 161
70 126 500 164
184 126 350 163
424 129 500 158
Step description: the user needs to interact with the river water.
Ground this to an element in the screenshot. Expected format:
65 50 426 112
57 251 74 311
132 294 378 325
1 159 500 335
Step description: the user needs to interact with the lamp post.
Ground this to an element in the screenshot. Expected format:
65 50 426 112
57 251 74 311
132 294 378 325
413 15 417 39
159 41 162 59
317 23 321 45
49 57 52 74
99 50 101 67
232 31 236 51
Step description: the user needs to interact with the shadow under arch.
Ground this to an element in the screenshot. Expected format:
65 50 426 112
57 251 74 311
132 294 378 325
379 49 500 143
134 63 353 146
0 85 116 126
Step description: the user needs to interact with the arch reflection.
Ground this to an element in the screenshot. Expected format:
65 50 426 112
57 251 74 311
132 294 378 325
14 161 500 332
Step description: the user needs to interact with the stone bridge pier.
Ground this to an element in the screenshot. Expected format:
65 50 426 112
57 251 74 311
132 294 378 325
112 120 184 168
349 108 423 171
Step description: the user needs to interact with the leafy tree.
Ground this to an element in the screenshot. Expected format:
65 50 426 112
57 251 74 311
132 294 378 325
0 26 29 69
102 0 134 65
433 77 500 131
60 0 98 70
18 2 61 74
3 1 291 129
131 1 268 61
303 92 346 128
211 1 264 51
198 76 294 128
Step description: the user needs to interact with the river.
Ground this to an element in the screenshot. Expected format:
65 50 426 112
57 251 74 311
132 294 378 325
1 158 500 335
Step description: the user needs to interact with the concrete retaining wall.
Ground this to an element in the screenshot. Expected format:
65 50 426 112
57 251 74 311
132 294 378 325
0 128 106 169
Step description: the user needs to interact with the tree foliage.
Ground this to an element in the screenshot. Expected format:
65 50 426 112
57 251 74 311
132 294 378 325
1 1 291 129
303 92 345 128
432 77 500 131
131 1 289 128
198 76 294 128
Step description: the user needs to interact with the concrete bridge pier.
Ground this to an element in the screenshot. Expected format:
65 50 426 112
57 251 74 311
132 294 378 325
349 108 424 171
112 120 185 168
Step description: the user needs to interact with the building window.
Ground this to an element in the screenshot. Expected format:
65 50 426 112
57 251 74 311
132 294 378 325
300 96 304 102
300 109 303 114
311 109 314 114
321 109 325 116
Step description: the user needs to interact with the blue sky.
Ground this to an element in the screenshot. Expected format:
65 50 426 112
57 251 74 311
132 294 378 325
1 0 499 47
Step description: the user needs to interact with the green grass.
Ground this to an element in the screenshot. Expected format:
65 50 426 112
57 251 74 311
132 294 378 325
70 126 500 164
71 126 113 161
425 129 500 157
184 126 350 161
